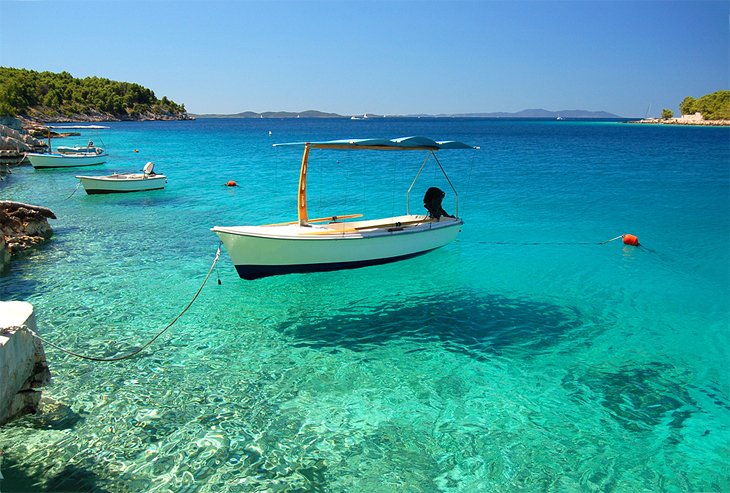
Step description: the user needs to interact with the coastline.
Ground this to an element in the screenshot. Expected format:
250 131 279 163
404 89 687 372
22 108 193 124
0 111 191 166
628 117 730 127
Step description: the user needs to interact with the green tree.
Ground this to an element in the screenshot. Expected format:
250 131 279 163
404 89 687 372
42 88 63 108
694 90 730 120
661 108 673 119
679 96 695 116
678 91 730 120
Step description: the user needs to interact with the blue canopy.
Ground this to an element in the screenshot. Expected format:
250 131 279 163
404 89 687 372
273 136 478 150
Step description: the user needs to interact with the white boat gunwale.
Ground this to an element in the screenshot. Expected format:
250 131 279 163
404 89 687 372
212 215 462 241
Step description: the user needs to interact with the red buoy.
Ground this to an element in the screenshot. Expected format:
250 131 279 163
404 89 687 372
622 234 639 246
226 180 237 187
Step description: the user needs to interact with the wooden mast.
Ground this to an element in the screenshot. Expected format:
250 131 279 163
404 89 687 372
297 143 311 225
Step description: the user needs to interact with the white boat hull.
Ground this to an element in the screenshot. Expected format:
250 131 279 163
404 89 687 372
212 215 462 280
27 152 108 168
76 174 167 194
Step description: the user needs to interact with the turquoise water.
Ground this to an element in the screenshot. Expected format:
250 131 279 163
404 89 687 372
1 118 728 492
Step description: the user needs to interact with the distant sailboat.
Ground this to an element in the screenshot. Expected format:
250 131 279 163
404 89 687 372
644 103 653 119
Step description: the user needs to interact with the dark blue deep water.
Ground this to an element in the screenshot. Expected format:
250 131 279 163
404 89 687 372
1 118 728 492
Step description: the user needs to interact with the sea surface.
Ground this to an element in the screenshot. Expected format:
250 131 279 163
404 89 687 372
0 118 728 492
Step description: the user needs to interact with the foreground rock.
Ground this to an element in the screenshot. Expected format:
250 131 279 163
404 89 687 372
0 301 52 425
0 201 56 271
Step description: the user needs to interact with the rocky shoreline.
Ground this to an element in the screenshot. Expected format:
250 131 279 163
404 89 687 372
627 114 729 126
0 118 48 165
25 107 193 123
0 201 56 272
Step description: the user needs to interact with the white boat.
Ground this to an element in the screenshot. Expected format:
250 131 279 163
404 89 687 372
26 133 107 168
212 136 477 280
26 150 108 168
56 139 105 155
76 162 166 194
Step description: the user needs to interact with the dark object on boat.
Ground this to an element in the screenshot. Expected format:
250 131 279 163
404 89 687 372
423 187 453 220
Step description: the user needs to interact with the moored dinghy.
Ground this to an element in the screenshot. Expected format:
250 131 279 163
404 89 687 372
212 136 478 280
26 147 108 168
26 133 108 168
56 139 105 155
76 162 167 194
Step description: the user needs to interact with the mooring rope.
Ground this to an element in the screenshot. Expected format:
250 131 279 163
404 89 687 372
16 245 221 362
65 181 82 200
473 234 637 246
468 233 655 252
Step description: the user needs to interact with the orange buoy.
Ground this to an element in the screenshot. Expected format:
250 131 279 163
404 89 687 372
622 234 640 246
134 149 139 153
226 180 237 187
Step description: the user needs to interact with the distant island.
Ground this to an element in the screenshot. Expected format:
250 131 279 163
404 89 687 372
0 67 191 122
193 109 623 119
419 109 621 118
195 110 343 119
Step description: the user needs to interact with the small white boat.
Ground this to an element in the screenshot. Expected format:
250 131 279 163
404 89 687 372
26 149 108 168
76 162 166 194
56 139 105 155
213 136 477 280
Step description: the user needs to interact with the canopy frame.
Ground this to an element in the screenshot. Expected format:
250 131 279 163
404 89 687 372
279 137 477 225
405 151 459 217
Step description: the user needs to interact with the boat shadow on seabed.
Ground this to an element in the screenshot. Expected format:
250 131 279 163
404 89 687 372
277 289 583 361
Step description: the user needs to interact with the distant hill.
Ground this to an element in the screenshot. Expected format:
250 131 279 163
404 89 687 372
195 108 622 119
194 110 342 118
0 67 190 122
441 109 622 118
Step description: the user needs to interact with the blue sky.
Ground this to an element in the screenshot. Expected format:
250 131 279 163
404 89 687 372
1 0 728 117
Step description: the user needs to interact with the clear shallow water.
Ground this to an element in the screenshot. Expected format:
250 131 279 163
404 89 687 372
1 118 728 492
